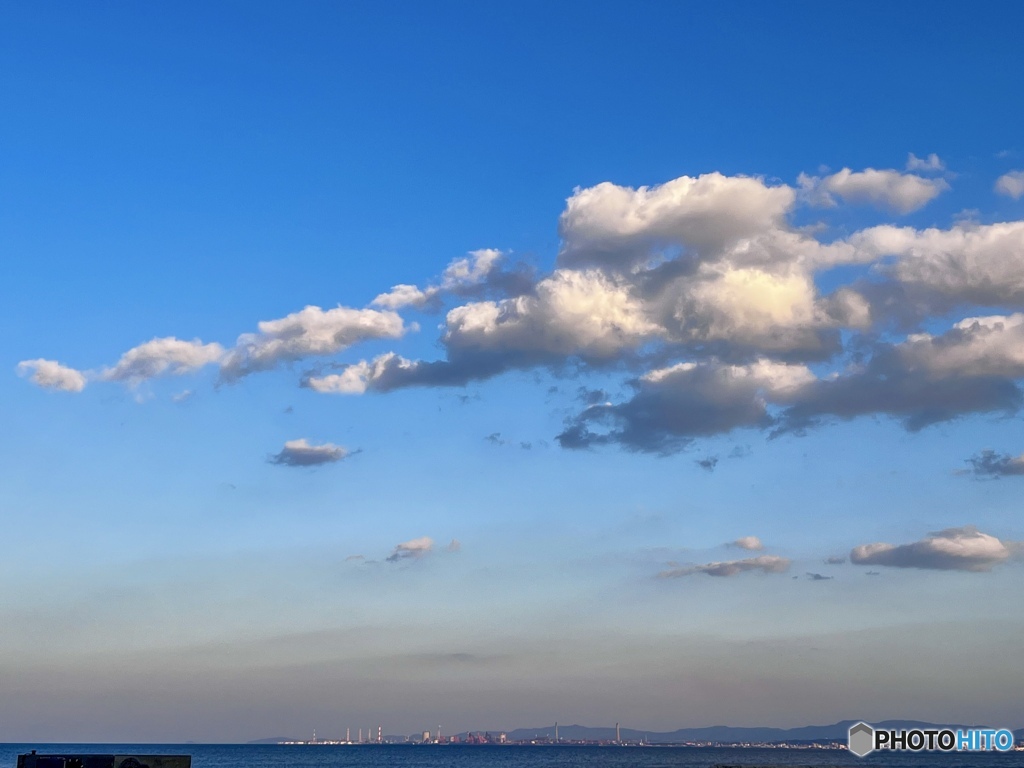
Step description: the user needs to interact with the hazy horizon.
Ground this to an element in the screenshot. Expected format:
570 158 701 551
3 0 1024 745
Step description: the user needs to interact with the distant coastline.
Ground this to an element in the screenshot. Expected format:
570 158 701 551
252 720 1024 748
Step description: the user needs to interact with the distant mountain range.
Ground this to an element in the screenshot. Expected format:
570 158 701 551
252 720 1024 745
503 720 1024 745
499 720 1023 743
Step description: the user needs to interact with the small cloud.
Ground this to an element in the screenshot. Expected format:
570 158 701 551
803 167 948 213
995 170 1024 200
486 433 533 450
387 536 434 562
370 248 523 312
731 536 764 551
268 438 350 467
16 359 87 392
906 153 945 173
221 305 406 382
283 405 294 414
952 207 981 223
728 445 752 459
101 337 224 384
850 526 1019 572
658 554 790 578
806 572 833 581
171 389 194 404
345 554 365 562
446 539 461 553
824 556 846 565
696 456 719 472
865 571 881 577
372 283 440 311
966 449 1024 478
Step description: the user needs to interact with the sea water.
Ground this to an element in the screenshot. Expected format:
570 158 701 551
2 744 1023 768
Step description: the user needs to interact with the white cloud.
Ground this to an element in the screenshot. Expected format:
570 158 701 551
371 249 508 310
557 173 795 270
854 221 1024 306
338 269 665 395
817 168 948 214
850 526 1018 571
658 554 791 578
732 536 764 551
660 264 837 352
995 170 1024 200
268 438 350 467
440 248 504 289
445 269 659 359
16 359 87 392
387 536 434 562
899 313 1024 379
372 284 438 310
100 337 224 384
220 305 406 381
171 389 194 404
304 352 419 395
323 252 846 396
305 359 379 395
352 171 895 395
906 153 945 172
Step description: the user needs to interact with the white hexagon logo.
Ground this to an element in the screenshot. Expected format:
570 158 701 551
848 722 875 757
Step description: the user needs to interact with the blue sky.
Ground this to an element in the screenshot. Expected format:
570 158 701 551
3 0 1024 742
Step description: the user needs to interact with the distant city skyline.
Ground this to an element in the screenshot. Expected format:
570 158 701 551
250 718 1024 747
3 0 1024 743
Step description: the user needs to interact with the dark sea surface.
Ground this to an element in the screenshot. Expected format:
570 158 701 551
3 744 1023 768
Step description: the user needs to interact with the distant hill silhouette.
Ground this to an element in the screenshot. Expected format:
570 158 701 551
500 720 1012 744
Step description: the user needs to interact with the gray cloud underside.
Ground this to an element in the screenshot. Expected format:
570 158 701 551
658 554 791 578
558 314 1024 452
966 449 1024 478
268 439 350 467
